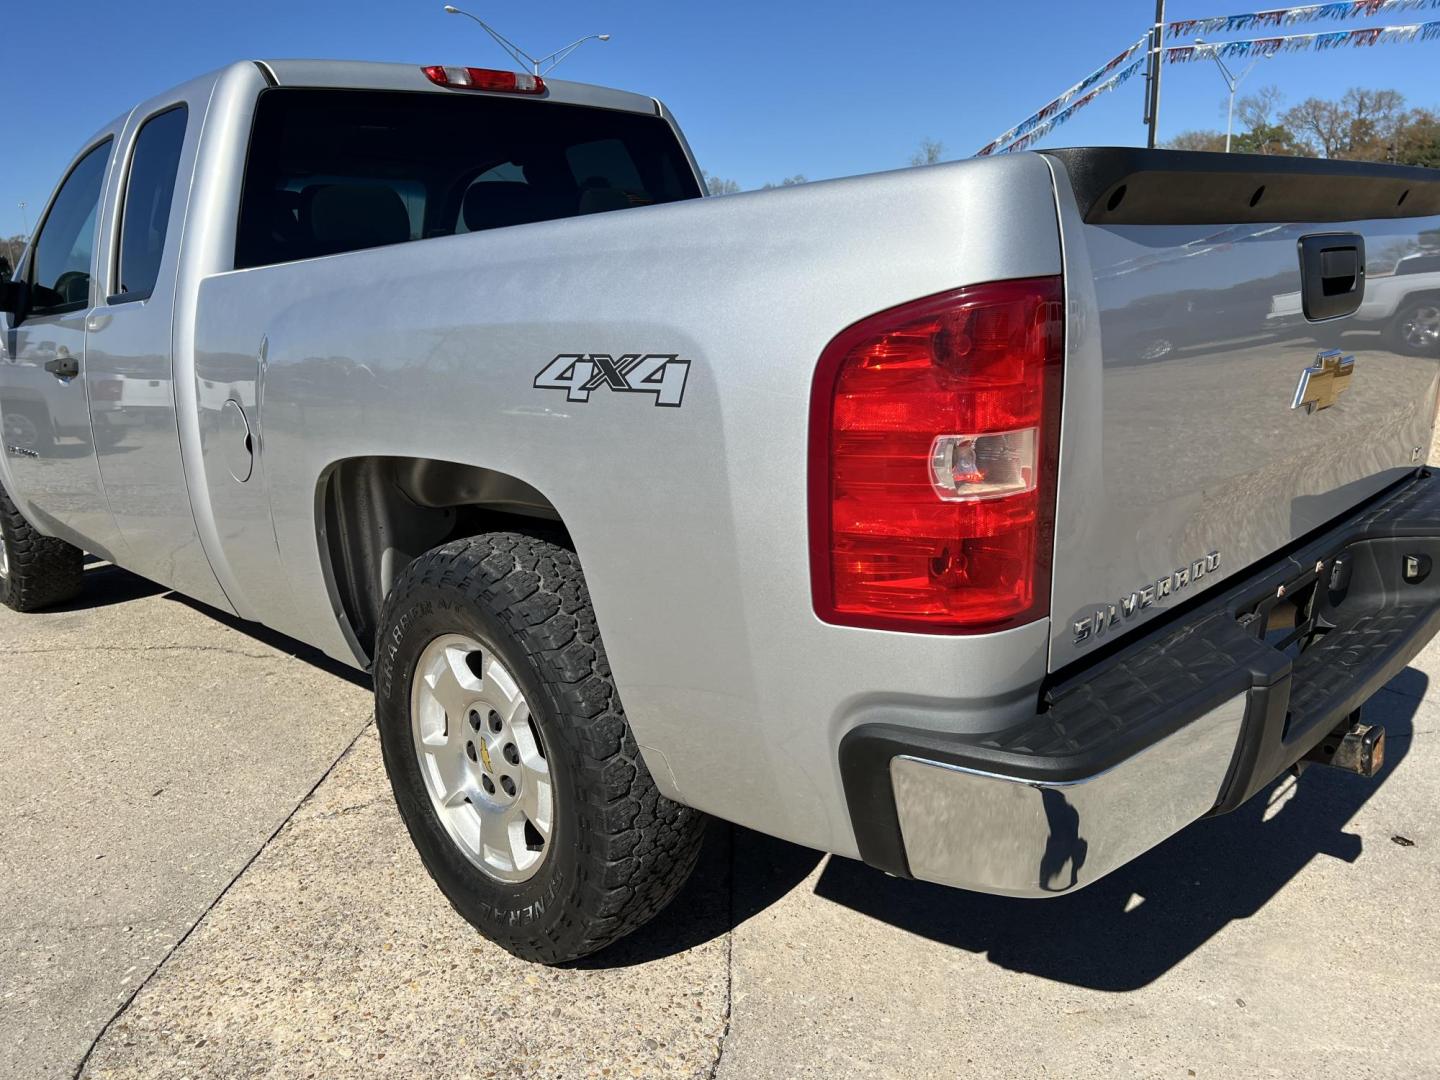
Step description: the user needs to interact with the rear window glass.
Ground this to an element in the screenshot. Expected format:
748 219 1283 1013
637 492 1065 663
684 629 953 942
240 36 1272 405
235 88 701 270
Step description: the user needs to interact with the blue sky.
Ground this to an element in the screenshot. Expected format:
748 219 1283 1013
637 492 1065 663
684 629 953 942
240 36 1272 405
5 0 1440 237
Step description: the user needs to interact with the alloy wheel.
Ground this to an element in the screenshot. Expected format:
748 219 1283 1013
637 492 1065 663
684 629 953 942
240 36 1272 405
409 633 554 883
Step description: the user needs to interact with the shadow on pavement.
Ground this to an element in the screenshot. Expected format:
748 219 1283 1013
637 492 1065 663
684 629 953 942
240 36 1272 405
164 591 373 690
601 677 1423 986
58 563 370 689
811 682 1421 991
58 567 1425 988
46 561 169 611
570 818 824 970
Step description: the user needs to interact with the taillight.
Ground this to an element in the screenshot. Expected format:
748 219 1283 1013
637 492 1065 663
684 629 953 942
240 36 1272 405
808 278 1064 633
421 66 546 94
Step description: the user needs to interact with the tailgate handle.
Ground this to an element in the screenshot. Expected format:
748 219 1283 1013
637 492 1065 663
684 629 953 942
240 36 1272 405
1299 234 1365 321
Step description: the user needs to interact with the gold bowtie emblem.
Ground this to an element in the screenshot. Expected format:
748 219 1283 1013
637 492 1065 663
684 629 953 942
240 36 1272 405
1291 350 1355 413
478 741 494 773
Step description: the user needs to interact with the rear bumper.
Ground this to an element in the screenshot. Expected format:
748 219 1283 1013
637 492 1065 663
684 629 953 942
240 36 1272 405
841 468 1440 897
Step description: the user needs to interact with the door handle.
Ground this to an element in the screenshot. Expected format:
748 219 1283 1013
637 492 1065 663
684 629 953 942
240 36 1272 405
1298 233 1365 321
44 355 79 379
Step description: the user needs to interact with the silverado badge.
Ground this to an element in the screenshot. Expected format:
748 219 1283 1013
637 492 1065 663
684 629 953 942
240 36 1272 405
1291 349 1354 413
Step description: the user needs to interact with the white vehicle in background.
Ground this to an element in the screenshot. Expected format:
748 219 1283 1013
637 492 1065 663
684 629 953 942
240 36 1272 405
1270 248 1440 354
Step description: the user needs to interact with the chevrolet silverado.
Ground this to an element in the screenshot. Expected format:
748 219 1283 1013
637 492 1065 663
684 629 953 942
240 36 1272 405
3 59 1439 962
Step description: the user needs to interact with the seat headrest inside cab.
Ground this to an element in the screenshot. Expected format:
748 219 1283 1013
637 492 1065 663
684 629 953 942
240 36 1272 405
462 181 564 232
305 184 411 255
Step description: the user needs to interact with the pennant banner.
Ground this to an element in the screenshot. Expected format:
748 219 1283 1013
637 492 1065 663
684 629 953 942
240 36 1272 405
975 35 1148 156
984 57 1148 156
1165 19 1440 62
1168 0 1440 40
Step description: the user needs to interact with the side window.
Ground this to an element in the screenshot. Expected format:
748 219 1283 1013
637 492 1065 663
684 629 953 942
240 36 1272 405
114 105 188 302
28 139 113 317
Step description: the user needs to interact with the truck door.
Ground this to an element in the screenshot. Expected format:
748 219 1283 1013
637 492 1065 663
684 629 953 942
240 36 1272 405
85 101 231 611
0 137 128 561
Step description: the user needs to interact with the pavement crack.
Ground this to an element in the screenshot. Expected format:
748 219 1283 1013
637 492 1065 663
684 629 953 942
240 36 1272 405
306 797 388 819
69 716 376 1080
706 825 736 1080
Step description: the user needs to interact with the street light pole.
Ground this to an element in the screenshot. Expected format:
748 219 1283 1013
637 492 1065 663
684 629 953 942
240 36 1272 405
1195 39 1268 153
441 6 610 76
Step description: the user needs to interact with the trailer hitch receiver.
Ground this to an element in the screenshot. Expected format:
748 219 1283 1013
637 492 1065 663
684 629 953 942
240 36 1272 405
1302 714 1386 778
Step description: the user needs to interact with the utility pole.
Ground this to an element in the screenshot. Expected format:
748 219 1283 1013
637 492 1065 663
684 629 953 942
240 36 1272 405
1143 0 1166 148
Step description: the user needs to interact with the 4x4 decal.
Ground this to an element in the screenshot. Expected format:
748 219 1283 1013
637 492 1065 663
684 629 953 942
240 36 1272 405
533 353 691 407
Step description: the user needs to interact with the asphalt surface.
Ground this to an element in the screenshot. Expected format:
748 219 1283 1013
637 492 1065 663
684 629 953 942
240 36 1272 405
2 565 1438 1079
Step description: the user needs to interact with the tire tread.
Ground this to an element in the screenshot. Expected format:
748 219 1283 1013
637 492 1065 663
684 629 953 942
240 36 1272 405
377 532 704 962
0 482 84 612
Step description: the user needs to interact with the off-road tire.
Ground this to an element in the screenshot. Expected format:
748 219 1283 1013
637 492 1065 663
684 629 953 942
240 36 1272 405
0 481 84 612
373 532 706 964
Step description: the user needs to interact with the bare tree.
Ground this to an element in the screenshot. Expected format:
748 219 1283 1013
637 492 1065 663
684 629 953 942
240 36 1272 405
760 175 808 189
1344 87 1406 158
908 138 945 167
0 235 26 273
704 174 741 196
1235 85 1284 131
1282 97 1351 157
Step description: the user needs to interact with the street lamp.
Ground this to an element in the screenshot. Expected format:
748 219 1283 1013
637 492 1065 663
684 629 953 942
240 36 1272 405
1194 38 1270 153
442 6 610 76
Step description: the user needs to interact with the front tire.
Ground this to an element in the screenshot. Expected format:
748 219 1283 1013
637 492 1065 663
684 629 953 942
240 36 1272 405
0 481 84 612
373 532 706 963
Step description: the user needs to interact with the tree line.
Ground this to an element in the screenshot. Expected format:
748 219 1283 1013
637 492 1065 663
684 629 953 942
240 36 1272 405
708 87 1440 194
1170 85 1440 165
704 138 943 195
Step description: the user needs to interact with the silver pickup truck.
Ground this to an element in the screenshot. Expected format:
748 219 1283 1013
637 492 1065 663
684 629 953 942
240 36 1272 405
3 60 1439 963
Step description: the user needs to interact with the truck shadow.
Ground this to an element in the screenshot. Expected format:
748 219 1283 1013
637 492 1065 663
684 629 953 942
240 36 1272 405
592 681 1422 988
71 565 1423 987
808 684 1421 991
46 560 170 611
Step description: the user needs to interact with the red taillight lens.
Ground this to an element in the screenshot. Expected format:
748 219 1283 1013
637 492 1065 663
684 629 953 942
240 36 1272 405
808 278 1064 633
421 66 546 94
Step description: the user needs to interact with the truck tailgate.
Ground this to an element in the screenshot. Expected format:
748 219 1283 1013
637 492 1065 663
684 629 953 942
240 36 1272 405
1043 149 1440 672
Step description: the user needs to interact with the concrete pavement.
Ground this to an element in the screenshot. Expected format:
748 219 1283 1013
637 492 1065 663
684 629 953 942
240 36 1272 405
0 566 373 1080
2 564 1438 1079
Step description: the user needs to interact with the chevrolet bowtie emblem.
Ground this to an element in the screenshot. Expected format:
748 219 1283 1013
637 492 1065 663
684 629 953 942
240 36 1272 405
1291 349 1354 413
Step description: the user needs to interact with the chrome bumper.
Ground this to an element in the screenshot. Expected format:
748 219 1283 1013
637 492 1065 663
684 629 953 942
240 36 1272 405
889 693 1247 897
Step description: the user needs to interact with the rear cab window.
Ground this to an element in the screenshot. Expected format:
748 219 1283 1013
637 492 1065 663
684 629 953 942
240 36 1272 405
113 104 189 303
235 89 701 270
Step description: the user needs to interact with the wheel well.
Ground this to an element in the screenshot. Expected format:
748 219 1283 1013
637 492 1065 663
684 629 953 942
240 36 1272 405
1395 288 1440 311
319 456 570 663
